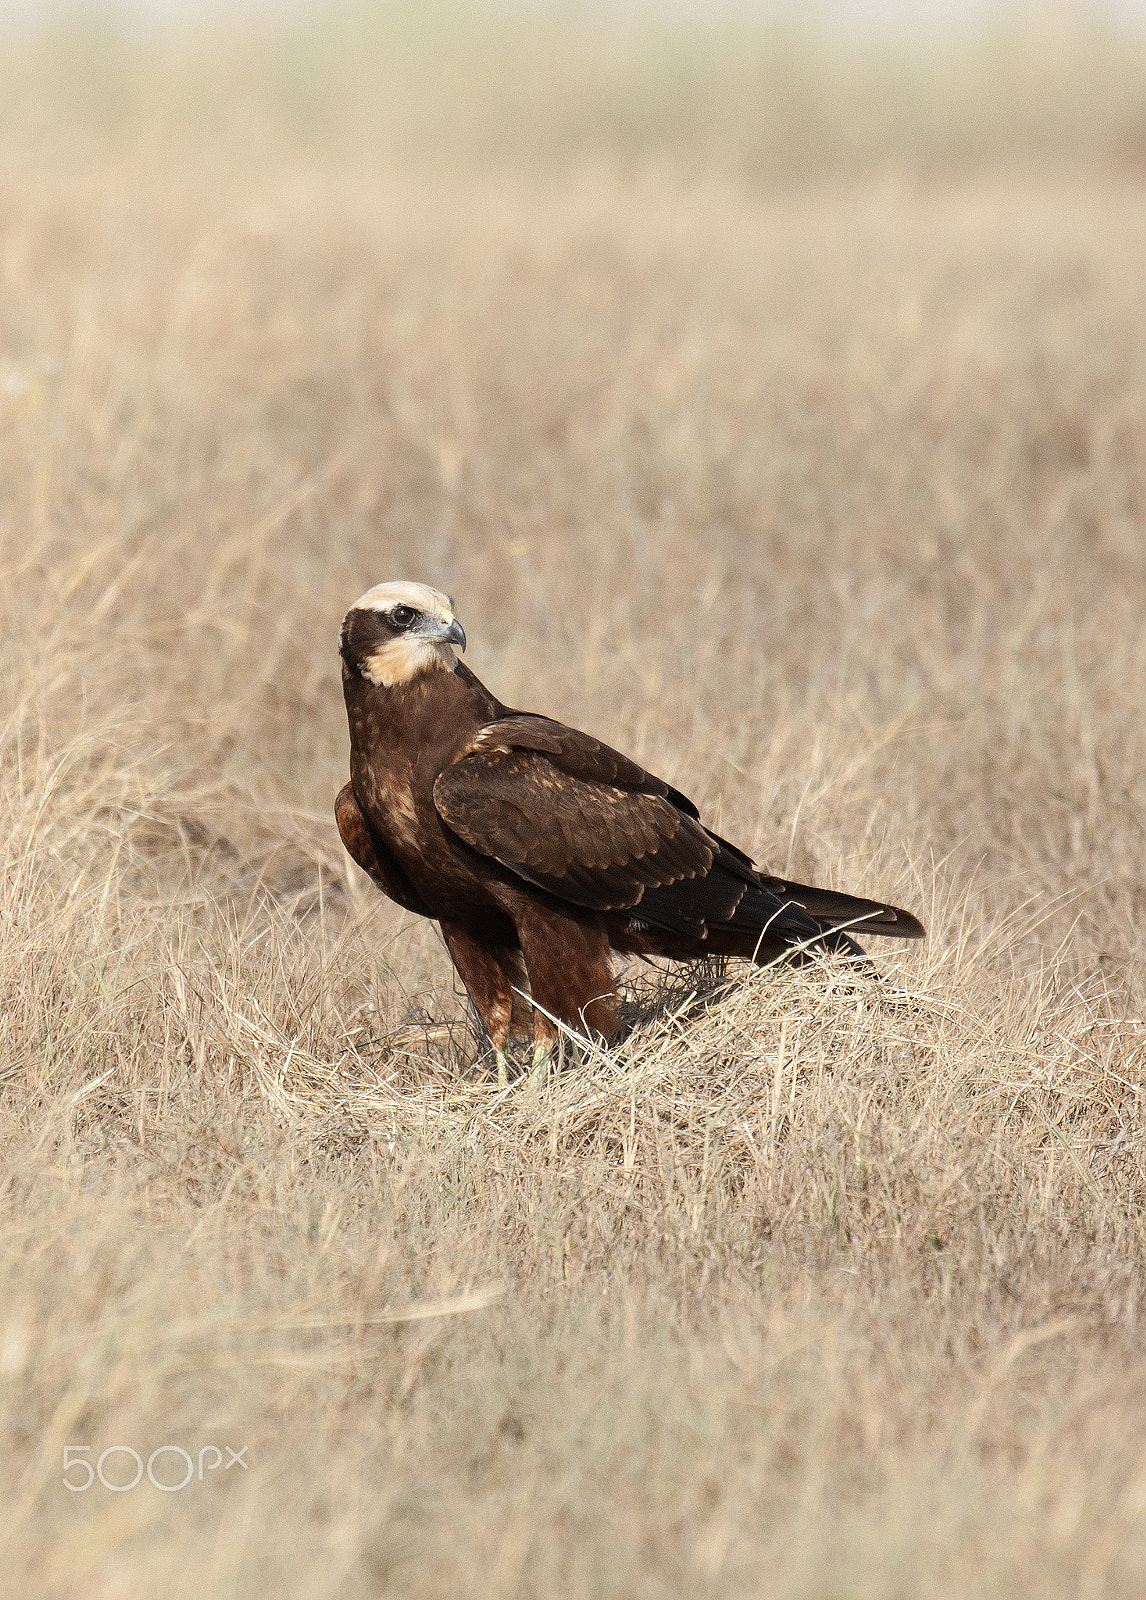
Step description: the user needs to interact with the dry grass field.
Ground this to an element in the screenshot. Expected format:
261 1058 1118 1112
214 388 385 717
3 30 1146 1593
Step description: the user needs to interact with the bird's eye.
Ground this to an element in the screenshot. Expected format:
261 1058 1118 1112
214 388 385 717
391 605 416 628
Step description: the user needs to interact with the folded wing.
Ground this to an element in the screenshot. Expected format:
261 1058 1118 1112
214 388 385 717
434 715 924 952
433 718 807 943
433 744 715 912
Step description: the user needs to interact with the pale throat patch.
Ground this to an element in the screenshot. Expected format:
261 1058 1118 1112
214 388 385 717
361 636 459 688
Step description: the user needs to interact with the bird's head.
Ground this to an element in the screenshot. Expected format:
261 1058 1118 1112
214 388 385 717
339 581 467 687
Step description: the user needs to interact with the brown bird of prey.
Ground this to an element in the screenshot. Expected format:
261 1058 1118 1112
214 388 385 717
336 581 924 1082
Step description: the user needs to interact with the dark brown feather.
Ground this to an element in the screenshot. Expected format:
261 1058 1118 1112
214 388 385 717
757 876 926 939
335 782 431 917
434 748 714 910
464 715 702 818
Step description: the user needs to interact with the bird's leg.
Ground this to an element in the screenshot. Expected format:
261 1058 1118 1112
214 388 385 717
439 922 518 1084
512 904 619 1089
529 1012 559 1087
481 996 513 1085
481 1006 512 1085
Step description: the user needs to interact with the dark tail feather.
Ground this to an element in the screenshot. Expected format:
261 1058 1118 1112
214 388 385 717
757 877 926 940
616 851 924 968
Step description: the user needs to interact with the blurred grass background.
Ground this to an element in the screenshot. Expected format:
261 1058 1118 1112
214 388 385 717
5 4 1146 1596
3 0 1146 176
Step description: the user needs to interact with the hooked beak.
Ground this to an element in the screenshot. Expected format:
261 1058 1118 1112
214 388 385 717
421 613 466 651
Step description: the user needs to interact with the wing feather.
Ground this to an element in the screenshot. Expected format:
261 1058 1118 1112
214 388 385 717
466 715 702 819
434 745 713 910
432 715 924 947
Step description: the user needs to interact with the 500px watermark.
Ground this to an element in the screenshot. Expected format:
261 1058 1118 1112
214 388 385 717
63 1444 248 1492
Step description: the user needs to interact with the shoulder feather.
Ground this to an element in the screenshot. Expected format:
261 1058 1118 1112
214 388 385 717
461 714 702 819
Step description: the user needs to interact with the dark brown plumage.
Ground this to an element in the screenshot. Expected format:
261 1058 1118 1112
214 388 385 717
336 582 925 1079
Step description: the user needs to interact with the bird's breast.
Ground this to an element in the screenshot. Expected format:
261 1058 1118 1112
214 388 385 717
343 665 502 906
353 756 420 849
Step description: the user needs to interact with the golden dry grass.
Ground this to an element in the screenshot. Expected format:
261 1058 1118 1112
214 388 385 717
2 152 1146 1596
